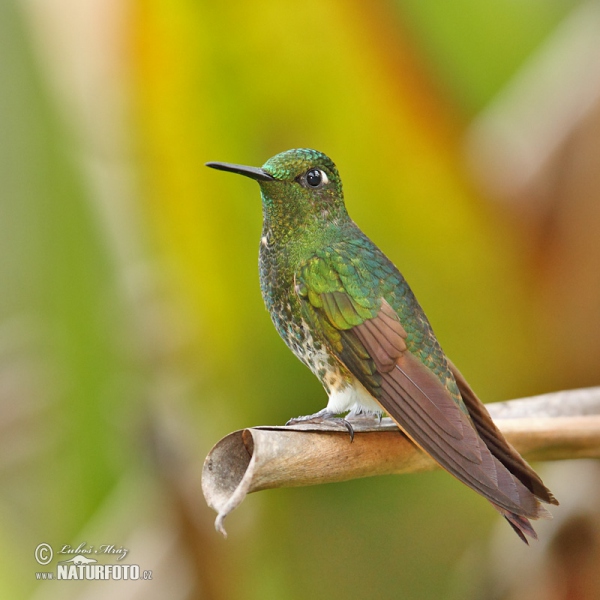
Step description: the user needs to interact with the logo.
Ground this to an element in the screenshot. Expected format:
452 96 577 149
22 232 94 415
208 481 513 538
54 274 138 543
34 543 152 581
60 555 97 565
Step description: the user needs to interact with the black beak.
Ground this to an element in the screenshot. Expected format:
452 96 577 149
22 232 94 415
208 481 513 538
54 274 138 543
205 161 274 182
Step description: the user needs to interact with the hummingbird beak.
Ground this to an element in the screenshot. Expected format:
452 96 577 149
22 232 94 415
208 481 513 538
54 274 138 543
205 161 274 182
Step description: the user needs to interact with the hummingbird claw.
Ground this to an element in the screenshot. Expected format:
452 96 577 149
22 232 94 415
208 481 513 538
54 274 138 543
342 419 355 442
286 410 355 442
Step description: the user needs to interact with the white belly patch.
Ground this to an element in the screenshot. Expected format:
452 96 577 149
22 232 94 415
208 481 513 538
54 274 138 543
326 378 383 415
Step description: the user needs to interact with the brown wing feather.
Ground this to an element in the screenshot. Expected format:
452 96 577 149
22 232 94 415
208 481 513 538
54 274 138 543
351 301 547 519
448 360 558 506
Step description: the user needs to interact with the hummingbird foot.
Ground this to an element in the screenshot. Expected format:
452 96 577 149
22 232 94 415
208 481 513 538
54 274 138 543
345 407 384 425
286 409 355 442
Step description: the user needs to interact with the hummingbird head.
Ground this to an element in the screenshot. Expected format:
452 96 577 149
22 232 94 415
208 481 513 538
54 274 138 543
206 149 348 237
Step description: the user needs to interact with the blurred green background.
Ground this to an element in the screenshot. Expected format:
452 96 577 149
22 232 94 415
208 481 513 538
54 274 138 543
2 0 600 598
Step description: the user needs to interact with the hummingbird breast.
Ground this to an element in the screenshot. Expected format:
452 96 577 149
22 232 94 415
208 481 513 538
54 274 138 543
258 227 347 394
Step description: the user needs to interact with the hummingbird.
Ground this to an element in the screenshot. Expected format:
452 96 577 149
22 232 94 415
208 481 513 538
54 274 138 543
206 148 557 543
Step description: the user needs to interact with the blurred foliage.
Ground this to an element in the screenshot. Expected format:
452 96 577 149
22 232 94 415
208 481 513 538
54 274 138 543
0 0 594 599
0 1 135 597
398 0 573 112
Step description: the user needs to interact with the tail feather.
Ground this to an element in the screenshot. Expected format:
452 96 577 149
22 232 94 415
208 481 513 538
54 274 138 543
491 502 541 544
504 515 535 545
449 360 559 507
448 361 558 543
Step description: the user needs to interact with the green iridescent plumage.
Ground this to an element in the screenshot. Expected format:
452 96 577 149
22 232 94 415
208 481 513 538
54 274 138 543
206 148 557 543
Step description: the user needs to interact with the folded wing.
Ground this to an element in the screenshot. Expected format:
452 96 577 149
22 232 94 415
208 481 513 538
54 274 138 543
297 256 555 539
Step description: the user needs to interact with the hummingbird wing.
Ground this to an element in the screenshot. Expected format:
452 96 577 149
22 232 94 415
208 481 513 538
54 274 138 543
296 253 553 531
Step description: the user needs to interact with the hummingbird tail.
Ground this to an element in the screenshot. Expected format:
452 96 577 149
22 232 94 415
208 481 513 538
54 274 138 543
504 515 535 545
490 502 549 544
449 361 559 507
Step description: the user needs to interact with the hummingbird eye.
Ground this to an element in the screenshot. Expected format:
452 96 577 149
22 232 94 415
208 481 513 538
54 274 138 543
304 168 328 188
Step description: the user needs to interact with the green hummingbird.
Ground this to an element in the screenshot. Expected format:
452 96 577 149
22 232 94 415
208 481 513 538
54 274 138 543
206 148 557 542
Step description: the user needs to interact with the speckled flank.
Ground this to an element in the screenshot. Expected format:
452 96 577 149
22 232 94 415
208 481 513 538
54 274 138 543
259 237 344 395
